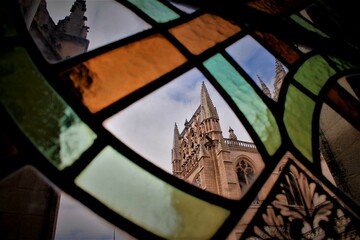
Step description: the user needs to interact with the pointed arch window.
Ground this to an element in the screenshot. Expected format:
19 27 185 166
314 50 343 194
236 159 255 191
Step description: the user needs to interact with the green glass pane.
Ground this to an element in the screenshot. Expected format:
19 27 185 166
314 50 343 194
76 146 229 239
0 48 96 169
203 54 281 156
128 0 180 23
0 0 17 37
294 55 336 95
290 14 329 38
284 85 315 162
327 55 358 71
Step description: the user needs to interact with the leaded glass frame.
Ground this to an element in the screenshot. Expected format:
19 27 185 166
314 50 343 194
1 0 359 239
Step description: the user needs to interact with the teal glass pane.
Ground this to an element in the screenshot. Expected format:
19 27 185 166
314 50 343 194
290 14 329 38
284 85 315 162
0 48 96 169
128 0 180 23
294 55 336 95
0 0 17 37
76 146 230 239
203 54 281 156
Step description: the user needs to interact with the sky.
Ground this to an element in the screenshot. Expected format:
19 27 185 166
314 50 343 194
226 35 287 94
46 0 151 50
55 192 134 240
104 68 253 172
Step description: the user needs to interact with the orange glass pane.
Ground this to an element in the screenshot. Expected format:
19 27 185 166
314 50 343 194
169 13 240 55
255 31 301 65
246 0 313 15
61 34 186 113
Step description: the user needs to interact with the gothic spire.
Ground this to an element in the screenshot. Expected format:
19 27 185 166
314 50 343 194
57 0 89 38
172 123 181 160
273 59 286 101
200 82 219 121
257 74 271 98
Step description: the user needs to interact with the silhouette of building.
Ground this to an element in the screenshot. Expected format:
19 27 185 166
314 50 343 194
21 0 89 61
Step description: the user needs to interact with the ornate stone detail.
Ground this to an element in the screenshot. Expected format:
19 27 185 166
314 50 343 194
242 160 360 239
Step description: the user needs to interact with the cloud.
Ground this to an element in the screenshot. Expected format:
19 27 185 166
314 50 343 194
104 68 252 173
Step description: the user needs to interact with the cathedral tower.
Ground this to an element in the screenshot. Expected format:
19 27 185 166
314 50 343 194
172 83 264 199
25 0 89 61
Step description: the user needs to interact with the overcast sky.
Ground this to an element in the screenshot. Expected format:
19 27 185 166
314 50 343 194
55 193 134 240
47 0 151 50
104 68 254 172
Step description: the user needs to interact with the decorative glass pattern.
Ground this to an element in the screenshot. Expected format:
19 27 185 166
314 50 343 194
242 159 360 239
1 0 359 239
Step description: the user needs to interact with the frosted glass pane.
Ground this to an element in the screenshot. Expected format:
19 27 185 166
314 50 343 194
128 0 179 23
0 166 59 239
294 55 336 95
0 48 96 169
61 34 186 113
170 13 240 55
284 85 315 161
203 54 281 156
76 146 229 239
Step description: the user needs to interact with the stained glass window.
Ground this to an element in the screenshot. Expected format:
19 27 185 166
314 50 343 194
1 0 359 239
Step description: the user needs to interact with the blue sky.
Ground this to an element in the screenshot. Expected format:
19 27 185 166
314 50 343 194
226 35 286 94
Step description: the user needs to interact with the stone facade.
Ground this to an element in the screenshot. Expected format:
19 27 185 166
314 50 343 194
171 77 340 238
171 82 291 237
21 0 89 61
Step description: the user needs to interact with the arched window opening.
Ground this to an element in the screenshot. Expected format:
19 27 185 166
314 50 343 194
236 159 255 191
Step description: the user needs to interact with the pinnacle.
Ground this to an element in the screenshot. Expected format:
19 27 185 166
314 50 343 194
200 82 219 121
